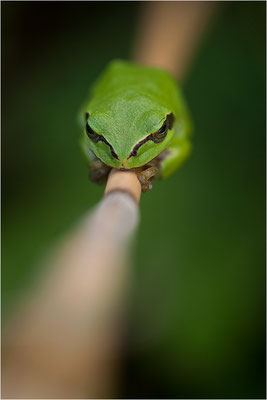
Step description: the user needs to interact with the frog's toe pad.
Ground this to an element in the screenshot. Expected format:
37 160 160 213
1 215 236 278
137 166 158 192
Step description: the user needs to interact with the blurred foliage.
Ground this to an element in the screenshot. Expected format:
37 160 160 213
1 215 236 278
2 2 266 398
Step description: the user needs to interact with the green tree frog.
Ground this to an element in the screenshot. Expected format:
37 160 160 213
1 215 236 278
80 60 192 192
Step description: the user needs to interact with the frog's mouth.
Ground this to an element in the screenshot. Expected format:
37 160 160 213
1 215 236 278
89 148 170 191
121 148 170 169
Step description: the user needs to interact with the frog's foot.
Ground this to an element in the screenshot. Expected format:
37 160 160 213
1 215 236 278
137 166 158 192
89 159 111 185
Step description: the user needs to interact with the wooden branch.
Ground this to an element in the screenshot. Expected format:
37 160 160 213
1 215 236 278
2 173 140 398
133 1 216 80
105 168 141 204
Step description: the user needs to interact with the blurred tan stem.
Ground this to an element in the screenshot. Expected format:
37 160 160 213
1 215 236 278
2 173 140 398
133 1 216 79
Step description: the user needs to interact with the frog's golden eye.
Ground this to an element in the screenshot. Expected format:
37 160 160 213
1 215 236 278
85 112 100 143
86 122 101 143
151 113 174 143
128 113 175 159
152 120 168 143
84 112 120 160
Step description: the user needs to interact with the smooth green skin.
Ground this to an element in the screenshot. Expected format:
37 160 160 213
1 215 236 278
80 60 192 179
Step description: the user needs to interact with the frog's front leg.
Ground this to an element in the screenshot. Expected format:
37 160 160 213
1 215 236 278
137 165 158 192
89 159 111 185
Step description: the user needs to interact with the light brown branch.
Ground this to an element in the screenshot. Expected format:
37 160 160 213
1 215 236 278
133 1 216 80
2 180 140 398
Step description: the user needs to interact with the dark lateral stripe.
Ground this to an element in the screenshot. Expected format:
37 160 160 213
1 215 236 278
99 136 120 160
128 134 154 158
127 113 175 160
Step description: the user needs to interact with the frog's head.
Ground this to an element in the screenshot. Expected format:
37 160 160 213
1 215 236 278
83 98 175 169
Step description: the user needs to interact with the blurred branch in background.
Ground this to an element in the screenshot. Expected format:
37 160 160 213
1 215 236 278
2 179 140 398
2 2 215 399
133 1 216 80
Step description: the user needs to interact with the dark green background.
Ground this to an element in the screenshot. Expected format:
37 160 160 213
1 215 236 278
2 2 266 398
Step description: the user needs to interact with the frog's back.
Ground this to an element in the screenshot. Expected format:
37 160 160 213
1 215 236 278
88 60 185 117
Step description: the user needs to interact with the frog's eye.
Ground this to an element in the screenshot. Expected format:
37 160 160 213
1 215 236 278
86 122 101 143
151 113 174 143
84 112 120 160
152 120 168 143
85 113 100 143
